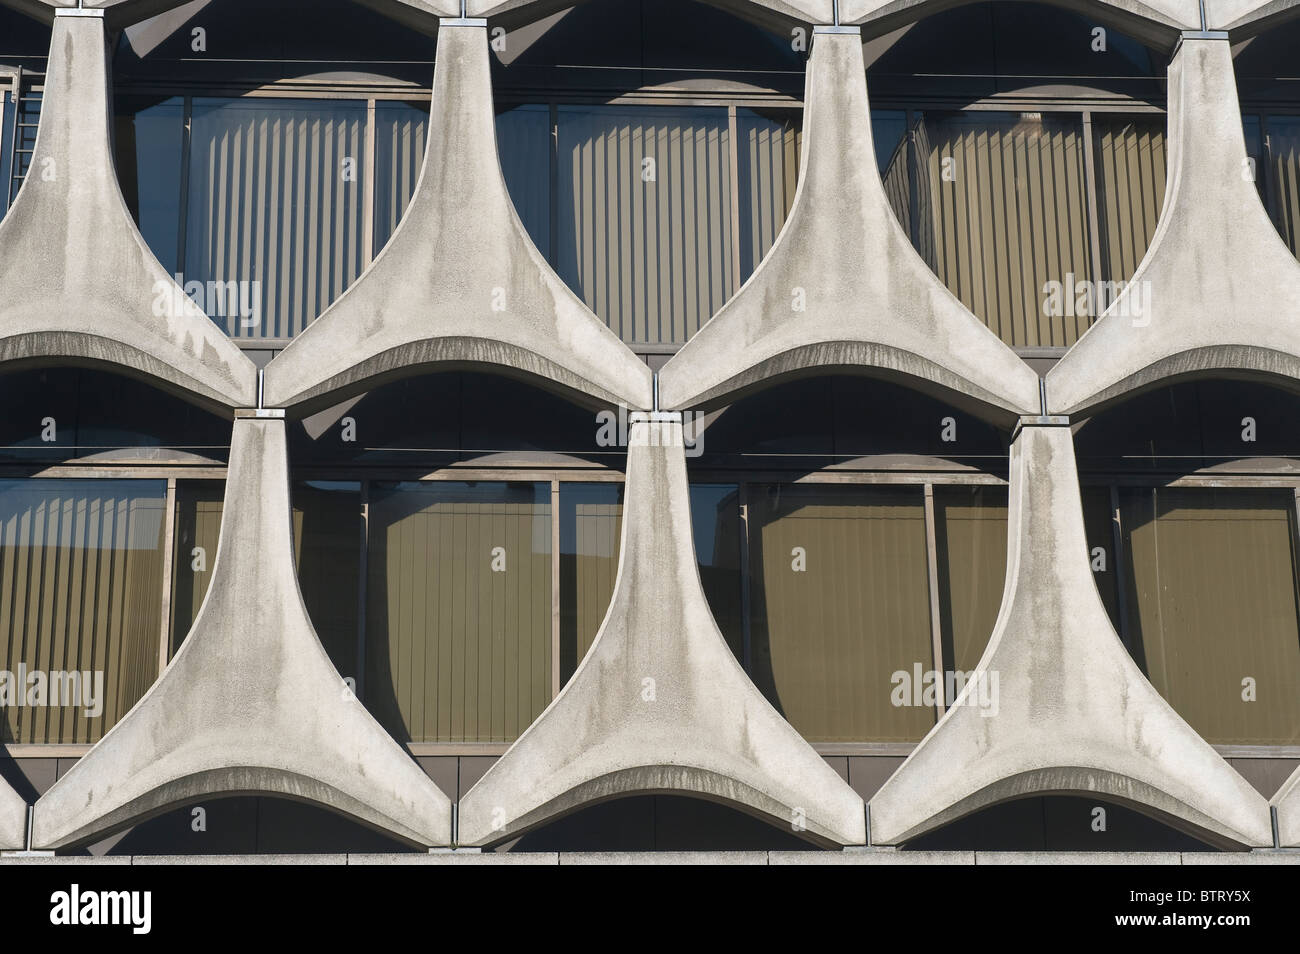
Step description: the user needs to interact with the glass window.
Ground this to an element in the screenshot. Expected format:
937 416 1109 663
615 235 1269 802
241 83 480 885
690 483 744 660
1265 115 1300 259
1119 487 1300 745
559 483 622 683
934 486 1008 675
169 481 225 655
365 481 552 743
1094 116 1166 288
736 108 801 279
914 111 1093 348
748 484 934 743
183 97 368 340
0 479 166 743
115 96 185 274
373 100 430 256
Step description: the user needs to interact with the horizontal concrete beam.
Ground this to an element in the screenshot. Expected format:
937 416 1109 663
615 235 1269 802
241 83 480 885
657 28 1041 426
263 20 651 417
869 424 1275 850
1047 37 1300 417
458 417 866 848
0 14 256 414
31 417 451 850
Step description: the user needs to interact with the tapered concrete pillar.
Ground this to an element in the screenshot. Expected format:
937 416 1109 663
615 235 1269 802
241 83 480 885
0 779 24 851
263 19 651 416
1047 35 1300 416
1275 767 1300 847
870 421 1274 849
658 26 1040 425
31 415 451 849
0 10 256 414
459 415 866 847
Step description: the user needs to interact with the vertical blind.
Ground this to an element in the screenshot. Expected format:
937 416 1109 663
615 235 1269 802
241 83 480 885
184 98 368 340
558 484 622 683
1267 116 1300 260
915 111 1094 348
1120 488 1300 745
373 101 428 257
748 485 935 743
933 486 1008 676
365 482 552 744
736 109 801 281
1094 117 1166 288
0 480 165 743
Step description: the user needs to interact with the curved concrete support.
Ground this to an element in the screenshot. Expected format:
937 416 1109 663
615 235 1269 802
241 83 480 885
1047 37 1300 417
459 415 866 848
869 422 1274 850
263 20 651 416
465 0 830 32
1275 767 1300 847
31 416 451 850
0 13 256 414
657 28 1040 426
0 778 25 851
840 0 1194 49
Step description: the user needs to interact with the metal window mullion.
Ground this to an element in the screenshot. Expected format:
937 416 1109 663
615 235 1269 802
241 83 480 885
922 483 946 714
356 479 369 702
156 477 177 677
1080 110 1106 306
176 95 193 278
550 478 561 700
1109 483 1133 652
727 103 742 292
363 97 376 266
738 481 753 674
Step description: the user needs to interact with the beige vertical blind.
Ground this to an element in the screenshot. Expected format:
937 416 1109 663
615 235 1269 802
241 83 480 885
291 482 361 682
366 482 552 743
0 480 165 743
748 485 935 743
1094 117 1167 287
185 98 368 340
934 486 1008 675
736 109 800 279
556 105 734 346
373 101 428 256
169 481 224 655
916 111 1093 348
1120 487 1300 744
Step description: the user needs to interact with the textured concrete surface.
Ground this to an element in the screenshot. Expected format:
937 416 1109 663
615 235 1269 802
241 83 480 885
458 416 866 848
657 28 1040 426
0 779 25 851
31 418 451 850
263 21 651 417
0 13 256 414
1047 37 1300 417
869 423 1275 850
840 0 1195 47
1274 767 1300 847
1208 0 1300 35
465 0 831 33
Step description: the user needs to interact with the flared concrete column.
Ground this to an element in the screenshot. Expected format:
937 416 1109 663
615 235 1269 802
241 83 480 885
1275 767 1300 847
31 415 451 850
0 10 256 414
0 779 24 851
263 19 651 416
657 26 1040 425
459 415 866 847
870 421 1274 849
1047 35 1300 417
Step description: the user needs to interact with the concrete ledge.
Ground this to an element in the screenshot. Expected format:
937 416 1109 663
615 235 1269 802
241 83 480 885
770 848 975 865
131 854 349 866
974 851 1182 865
458 419 865 848
30 418 451 850
0 15 256 414
262 22 650 417
658 29 1039 426
869 426 1275 850
558 851 769 865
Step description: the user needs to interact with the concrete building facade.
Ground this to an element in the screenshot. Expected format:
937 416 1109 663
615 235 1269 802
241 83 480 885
1 0 1299 860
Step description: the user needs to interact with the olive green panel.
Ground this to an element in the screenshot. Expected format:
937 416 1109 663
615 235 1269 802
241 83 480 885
559 487 623 683
169 481 224 655
0 480 165 744
748 484 935 744
1120 488 1300 745
291 482 361 683
1094 116 1167 287
366 483 551 744
736 109 801 280
916 112 1093 349
934 486 1009 676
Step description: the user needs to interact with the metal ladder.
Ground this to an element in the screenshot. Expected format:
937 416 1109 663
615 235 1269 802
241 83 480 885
4 68 43 209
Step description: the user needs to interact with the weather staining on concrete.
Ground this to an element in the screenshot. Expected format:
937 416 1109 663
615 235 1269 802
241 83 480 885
31 417 451 850
458 415 866 848
1047 36 1300 417
657 28 1040 427
869 422 1275 850
0 12 256 415
0 778 25 851
262 20 652 417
